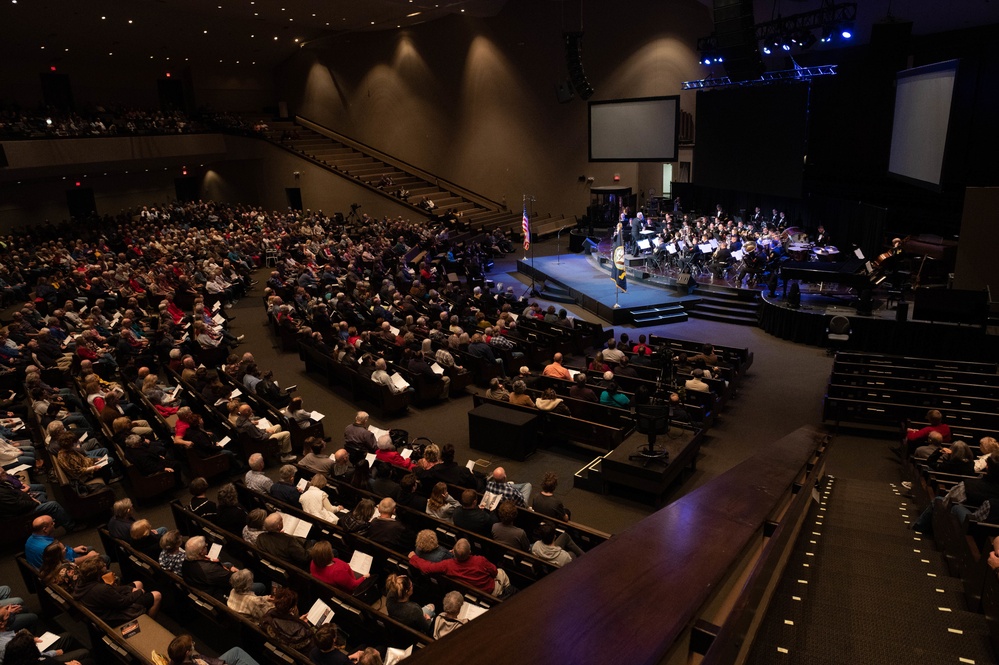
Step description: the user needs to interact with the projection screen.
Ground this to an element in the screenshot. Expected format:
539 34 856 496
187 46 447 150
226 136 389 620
589 96 679 162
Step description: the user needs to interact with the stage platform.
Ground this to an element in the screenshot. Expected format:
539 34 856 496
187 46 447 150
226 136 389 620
517 254 698 326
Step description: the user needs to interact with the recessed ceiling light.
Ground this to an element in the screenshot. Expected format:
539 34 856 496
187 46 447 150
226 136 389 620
293 38 299 42
273 36 278 40
40 45 44 49
250 34 254 38
108 52 113 55
370 21 375 25
204 30 208 34
128 19 133 24
101 16 106 20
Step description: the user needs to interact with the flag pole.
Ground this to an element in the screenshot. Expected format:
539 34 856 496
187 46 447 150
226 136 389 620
614 283 620 309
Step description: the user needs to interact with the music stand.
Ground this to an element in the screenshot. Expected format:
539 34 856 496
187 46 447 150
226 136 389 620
631 404 671 464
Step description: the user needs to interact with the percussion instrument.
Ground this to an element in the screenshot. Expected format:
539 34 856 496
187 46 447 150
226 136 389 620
812 246 840 262
788 243 813 261
780 226 805 243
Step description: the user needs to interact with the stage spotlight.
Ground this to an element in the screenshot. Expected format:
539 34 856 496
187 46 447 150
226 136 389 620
781 43 791 51
762 45 772 55
702 57 712 65
841 28 853 39
820 26 833 43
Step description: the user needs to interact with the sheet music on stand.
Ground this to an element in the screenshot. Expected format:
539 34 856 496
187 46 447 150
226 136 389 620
698 243 713 254
666 244 677 255
636 239 651 251
731 249 745 261
709 238 719 249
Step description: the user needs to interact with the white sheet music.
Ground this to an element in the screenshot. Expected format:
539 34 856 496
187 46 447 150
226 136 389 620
306 598 334 626
709 238 719 249
636 239 651 251
349 550 373 577
698 243 713 253
666 244 677 255
731 249 745 261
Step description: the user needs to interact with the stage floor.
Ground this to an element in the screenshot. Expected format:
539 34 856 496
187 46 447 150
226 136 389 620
520 254 691 307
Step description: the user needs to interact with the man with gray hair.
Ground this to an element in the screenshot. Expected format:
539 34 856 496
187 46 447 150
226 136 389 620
235 403 295 462
365 498 413 551
269 464 302 505
181 535 238 600
255 512 309 568
244 453 272 493
408 538 507 596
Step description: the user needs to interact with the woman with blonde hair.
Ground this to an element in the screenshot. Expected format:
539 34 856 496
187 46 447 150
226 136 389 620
384 573 432 634
299 474 342 523
425 483 459 523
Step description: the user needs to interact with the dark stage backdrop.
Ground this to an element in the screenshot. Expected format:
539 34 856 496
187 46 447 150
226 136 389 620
694 83 809 199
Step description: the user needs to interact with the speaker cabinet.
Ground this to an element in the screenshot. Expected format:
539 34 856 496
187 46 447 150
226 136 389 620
564 32 594 100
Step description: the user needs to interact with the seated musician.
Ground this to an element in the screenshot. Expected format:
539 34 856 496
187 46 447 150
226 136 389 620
708 242 732 278
736 241 764 287
814 225 831 247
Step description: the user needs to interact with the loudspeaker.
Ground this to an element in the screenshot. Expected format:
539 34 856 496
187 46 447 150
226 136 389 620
788 282 801 308
564 32 594 100
555 79 574 104
895 300 909 323
676 272 696 294
711 0 764 82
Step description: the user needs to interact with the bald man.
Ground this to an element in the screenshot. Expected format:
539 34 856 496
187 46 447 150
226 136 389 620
542 353 571 381
483 467 532 508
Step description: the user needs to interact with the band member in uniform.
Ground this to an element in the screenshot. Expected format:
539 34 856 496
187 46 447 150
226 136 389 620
814 225 831 247
737 241 765 287
708 241 732 278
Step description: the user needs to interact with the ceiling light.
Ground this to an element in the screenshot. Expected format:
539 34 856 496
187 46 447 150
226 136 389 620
407 11 421 17
762 45 771 55
100 16 106 20
841 29 852 39
293 38 299 42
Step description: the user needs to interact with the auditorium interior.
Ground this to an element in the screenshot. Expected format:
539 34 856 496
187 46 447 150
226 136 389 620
1 1 999 664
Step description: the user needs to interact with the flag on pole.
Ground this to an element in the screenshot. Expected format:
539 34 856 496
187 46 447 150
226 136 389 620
612 225 628 292
522 206 531 251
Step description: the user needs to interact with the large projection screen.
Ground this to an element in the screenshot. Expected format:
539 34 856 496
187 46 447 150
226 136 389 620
589 96 679 162
888 60 959 188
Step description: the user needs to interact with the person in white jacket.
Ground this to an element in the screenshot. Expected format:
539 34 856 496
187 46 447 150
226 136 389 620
299 474 342 524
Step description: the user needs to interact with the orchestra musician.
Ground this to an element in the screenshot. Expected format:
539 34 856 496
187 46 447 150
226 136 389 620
708 241 732 278
736 241 765 287
814 225 831 247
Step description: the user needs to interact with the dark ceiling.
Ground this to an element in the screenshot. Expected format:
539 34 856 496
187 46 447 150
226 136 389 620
1 0 996 75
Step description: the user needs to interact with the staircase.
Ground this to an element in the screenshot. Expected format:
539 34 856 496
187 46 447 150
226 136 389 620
686 282 760 326
259 118 524 236
629 303 688 326
746 476 993 665
535 282 575 304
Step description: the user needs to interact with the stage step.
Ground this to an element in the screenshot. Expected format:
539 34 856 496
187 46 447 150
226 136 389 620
630 304 688 327
687 308 759 326
538 282 575 304
691 297 759 316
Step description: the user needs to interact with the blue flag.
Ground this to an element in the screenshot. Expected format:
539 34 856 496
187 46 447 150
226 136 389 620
612 230 628 292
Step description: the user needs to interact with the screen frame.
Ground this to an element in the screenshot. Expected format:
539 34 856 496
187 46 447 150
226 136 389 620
887 59 961 192
588 95 681 163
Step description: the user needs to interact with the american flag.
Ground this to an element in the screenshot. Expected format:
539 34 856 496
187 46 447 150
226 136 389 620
522 207 531 251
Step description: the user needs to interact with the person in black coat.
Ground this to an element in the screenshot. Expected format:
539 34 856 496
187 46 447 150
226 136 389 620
452 489 497 537
73 556 161 625
365 498 414 551
181 535 238 600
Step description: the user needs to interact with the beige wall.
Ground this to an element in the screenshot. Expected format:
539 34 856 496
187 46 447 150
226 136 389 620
201 136 423 219
276 0 709 218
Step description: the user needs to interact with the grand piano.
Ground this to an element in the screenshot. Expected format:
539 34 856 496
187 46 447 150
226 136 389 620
779 256 874 291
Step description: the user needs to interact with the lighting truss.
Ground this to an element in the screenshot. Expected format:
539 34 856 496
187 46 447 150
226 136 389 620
754 2 857 44
682 64 837 90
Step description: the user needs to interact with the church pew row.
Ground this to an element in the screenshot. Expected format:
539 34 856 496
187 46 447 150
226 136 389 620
233 479 551 602
834 351 997 375
470 393 632 453
825 382 999 416
822 394 999 433
297 341 412 417
648 334 754 376
17 555 174 665
169 500 447 648
830 371 999 401
98 526 432 659
832 360 999 387
311 461 611 554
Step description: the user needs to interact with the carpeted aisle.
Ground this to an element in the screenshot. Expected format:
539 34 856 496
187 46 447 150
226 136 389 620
747 476 993 665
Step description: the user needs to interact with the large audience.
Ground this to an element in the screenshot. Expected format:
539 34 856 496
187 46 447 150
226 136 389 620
0 197 591 665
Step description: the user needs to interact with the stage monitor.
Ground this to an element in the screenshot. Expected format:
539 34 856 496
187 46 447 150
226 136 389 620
693 83 808 199
589 96 679 162
888 60 960 190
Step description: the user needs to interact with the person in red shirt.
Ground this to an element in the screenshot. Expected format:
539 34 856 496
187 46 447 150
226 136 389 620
408 538 505 596
904 409 952 456
309 540 367 593
375 434 414 471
